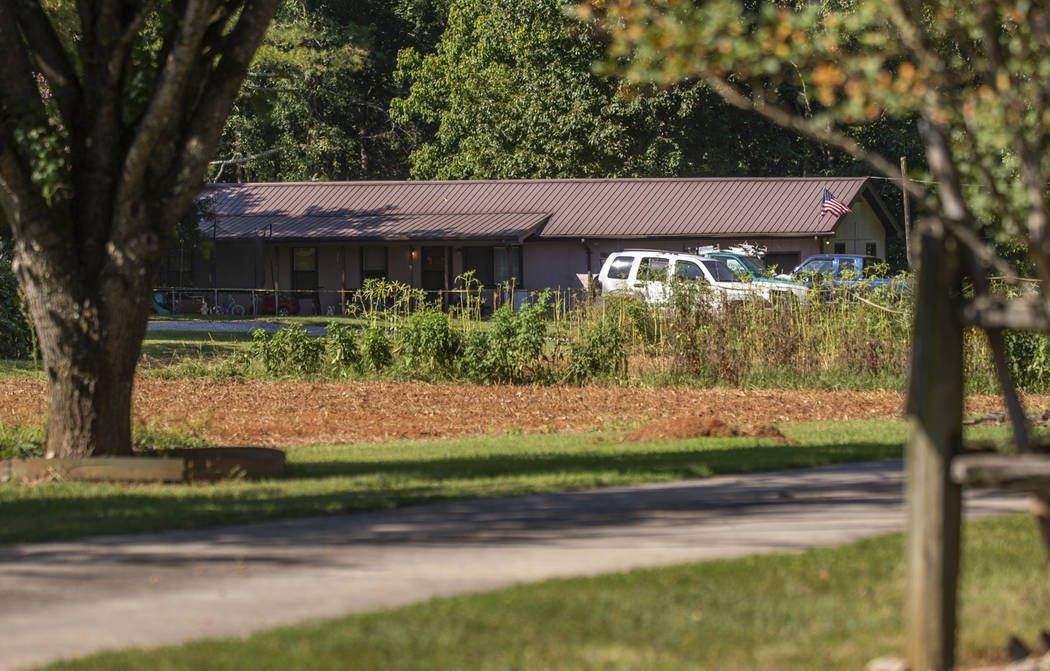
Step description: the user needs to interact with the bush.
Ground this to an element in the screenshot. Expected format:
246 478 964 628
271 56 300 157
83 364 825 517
0 247 34 360
1004 330 1050 392
324 322 362 376
564 316 628 384
470 292 550 383
362 323 393 371
398 308 460 375
248 325 323 376
0 422 44 459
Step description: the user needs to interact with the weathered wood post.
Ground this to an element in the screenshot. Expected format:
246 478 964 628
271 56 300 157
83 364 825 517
906 220 964 671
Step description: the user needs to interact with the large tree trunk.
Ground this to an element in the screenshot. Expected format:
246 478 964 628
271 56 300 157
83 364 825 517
0 0 279 458
13 213 157 458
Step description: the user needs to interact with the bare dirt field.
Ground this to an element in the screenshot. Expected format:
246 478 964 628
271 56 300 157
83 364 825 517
0 378 1044 448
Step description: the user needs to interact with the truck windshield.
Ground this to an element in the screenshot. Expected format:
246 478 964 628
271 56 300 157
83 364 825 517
738 256 765 276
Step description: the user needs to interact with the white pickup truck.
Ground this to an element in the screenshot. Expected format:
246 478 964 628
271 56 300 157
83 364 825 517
596 250 755 304
597 249 809 305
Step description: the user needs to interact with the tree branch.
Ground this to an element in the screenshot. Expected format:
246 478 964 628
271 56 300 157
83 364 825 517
166 0 279 217
209 144 299 181
0 7 54 223
11 0 81 123
108 0 160 81
114 0 221 236
701 70 914 193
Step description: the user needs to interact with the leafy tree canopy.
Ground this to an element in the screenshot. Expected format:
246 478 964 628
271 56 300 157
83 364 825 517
215 0 445 181
592 0 1044 281
391 0 923 180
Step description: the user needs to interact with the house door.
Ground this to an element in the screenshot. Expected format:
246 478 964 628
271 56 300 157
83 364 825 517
421 246 447 292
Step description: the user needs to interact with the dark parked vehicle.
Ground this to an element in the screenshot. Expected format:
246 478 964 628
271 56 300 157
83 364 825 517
260 293 300 316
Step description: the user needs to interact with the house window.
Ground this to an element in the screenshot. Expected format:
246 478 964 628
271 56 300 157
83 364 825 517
865 242 877 257
463 246 521 286
292 247 317 290
361 246 387 281
834 242 846 254
463 247 494 285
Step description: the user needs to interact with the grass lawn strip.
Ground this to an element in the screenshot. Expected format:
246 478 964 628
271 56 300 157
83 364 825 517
2 421 1032 546
0 420 912 545
39 513 1049 671
139 330 255 361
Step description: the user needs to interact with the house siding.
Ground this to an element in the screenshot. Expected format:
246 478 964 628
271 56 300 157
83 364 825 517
169 178 897 314
826 200 887 258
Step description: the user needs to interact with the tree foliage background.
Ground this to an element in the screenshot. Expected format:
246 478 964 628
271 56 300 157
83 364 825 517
214 0 927 184
213 0 448 181
588 0 1048 282
0 243 33 361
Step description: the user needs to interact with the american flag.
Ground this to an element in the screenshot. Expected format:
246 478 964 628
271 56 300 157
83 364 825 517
820 189 852 217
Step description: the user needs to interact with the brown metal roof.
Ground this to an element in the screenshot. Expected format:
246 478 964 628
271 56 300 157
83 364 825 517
203 177 879 240
211 212 549 242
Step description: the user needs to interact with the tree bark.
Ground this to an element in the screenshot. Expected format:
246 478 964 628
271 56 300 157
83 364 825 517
0 1 278 458
13 211 157 457
905 221 964 671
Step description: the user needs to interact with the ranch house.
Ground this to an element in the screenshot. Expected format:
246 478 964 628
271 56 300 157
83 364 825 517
164 177 901 314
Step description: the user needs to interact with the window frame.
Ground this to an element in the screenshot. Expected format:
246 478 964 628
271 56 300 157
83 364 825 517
361 246 388 283
291 247 318 291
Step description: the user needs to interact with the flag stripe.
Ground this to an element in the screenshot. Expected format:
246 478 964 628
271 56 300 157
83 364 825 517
820 189 852 217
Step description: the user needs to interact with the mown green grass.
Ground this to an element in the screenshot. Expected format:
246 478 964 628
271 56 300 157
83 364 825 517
140 330 255 360
0 358 43 378
0 420 909 545
40 513 1049 671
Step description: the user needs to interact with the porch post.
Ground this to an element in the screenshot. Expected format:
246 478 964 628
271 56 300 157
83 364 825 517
339 245 347 314
409 246 415 288
443 246 450 310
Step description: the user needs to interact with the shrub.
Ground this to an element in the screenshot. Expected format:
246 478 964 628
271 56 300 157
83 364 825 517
248 325 323 376
398 308 460 375
564 316 628 384
362 323 393 371
477 292 550 383
323 322 362 376
0 246 34 360
0 422 44 459
457 329 492 381
1004 330 1050 392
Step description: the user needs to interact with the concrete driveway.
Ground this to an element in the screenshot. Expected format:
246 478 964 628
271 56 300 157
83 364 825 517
0 459 1027 670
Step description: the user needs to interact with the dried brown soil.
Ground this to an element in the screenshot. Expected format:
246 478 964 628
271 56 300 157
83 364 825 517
621 417 797 444
1 378 1045 448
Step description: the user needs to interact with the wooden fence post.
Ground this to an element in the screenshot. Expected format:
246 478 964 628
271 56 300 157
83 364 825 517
906 222 964 671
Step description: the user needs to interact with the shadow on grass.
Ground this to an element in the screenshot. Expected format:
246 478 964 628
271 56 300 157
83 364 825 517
0 441 903 547
0 457 914 578
286 441 902 480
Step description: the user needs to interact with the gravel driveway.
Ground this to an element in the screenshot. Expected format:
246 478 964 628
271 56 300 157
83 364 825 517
147 319 327 336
